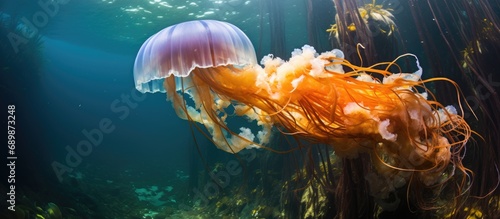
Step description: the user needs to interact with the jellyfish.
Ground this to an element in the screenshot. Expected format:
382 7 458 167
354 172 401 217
134 20 472 216
134 20 273 153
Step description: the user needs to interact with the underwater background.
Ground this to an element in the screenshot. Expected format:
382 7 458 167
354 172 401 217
1 0 500 218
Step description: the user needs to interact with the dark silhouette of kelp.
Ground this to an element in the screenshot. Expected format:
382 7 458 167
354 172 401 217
0 12 44 96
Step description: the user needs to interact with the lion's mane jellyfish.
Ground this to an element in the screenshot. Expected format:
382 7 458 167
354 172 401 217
134 19 472 211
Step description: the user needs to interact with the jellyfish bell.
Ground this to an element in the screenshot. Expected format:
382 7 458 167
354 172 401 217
134 19 257 93
133 20 272 153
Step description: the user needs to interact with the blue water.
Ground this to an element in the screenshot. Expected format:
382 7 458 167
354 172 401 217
2 0 500 218
39 36 192 170
0 0 422 217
